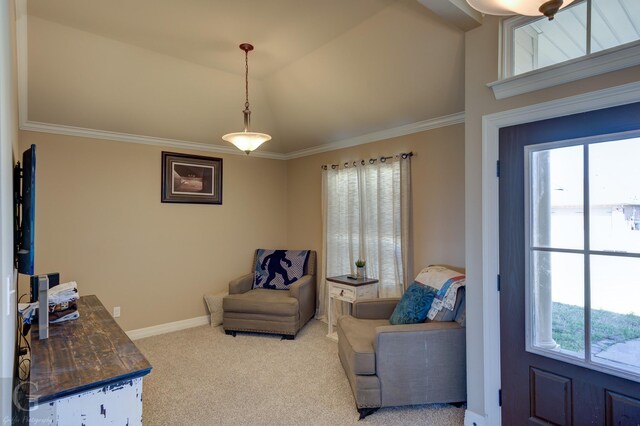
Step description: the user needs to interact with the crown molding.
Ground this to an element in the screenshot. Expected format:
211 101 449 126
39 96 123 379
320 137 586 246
20 112 466 161
283 112 465 160
20 121 288 159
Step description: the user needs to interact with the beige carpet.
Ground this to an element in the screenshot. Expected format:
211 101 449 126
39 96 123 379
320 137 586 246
135 320 465 425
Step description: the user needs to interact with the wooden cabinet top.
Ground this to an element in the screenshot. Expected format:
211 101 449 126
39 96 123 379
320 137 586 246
326 275 379 286
30 295 152 404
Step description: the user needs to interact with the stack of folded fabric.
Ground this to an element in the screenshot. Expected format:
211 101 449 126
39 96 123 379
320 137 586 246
413 265 466 320
48 281 80 324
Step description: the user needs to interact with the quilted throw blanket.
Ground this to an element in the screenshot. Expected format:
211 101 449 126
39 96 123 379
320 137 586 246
253 249 310 290
414 265 466 320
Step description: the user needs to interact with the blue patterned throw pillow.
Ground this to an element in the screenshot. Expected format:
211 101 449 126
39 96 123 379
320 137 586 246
389 282 436 325
253 249 310 290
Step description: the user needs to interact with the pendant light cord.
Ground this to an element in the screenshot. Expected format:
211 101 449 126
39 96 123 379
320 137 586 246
245 49 250 110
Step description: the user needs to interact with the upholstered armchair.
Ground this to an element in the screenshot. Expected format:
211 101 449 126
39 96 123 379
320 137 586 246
336 272 466 419
223 250 316 339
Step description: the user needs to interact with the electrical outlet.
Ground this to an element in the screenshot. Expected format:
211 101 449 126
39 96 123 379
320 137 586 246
113 306 121 318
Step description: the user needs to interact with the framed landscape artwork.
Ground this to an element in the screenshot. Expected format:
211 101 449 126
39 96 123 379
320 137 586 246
161 152 223 204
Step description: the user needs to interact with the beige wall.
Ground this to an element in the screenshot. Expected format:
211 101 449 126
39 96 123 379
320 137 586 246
286 124 466 279
20 122 464 332
20 131 288 330
464 16 640 417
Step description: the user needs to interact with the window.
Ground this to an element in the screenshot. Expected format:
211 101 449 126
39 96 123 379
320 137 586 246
322 156 411 300
525 133 640 382
491 0 640 99
506 0 640 77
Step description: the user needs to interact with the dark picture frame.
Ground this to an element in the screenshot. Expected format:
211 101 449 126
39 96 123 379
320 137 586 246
161 152 223 204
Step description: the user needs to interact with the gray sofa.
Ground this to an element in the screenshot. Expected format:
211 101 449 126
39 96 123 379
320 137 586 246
337 288 466 418
223 251 316 339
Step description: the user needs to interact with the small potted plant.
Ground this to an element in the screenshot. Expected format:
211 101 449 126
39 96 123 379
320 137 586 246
355 259 366 278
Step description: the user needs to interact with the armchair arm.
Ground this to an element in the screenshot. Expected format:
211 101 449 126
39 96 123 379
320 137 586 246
375 321 466 405
352 298 400 320
289 275 316 323
229 273 253 295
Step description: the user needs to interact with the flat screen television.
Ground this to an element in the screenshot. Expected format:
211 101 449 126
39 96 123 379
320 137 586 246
14 144 36 275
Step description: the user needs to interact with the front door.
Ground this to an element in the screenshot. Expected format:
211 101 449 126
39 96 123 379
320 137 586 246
499 102 640 425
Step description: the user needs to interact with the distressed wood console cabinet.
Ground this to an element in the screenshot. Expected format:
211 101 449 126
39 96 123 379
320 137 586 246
29 295 152 424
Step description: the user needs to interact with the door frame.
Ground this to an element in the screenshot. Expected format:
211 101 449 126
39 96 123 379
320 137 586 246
476 80 640 426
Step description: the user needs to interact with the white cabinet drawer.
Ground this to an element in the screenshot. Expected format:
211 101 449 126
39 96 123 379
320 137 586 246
330 285 356 302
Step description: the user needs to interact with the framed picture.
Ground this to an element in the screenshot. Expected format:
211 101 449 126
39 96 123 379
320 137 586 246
161 152 223 204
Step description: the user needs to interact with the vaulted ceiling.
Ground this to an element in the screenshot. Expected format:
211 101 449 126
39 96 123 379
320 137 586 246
25 0 466 155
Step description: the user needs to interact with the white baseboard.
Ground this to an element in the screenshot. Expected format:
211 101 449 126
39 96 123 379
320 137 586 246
126 315 210 340
464 409 487 426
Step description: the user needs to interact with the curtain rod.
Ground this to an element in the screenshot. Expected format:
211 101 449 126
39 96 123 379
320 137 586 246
320 152 413 170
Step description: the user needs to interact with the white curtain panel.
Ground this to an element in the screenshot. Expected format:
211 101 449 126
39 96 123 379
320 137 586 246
318 156 412 320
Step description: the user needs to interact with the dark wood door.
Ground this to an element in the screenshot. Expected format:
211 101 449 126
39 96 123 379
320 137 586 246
499 102 640 425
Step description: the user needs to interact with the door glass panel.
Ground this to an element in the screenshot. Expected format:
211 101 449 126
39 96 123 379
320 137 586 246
590 137 640 254
590 255 640 374
531 145 584 249
531 250 585 358
526 134 640 382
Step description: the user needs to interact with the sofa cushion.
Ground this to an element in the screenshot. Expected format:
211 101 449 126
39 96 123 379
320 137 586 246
223 289 298 316
337 316 388 375
253 249 309 290
389 282 435 325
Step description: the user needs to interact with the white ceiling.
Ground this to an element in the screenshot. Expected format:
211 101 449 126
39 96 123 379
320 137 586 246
25 0 466 154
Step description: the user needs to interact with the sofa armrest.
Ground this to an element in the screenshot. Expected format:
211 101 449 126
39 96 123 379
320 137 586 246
229 273 253 294
289 275 316 322
352 298 400 320
375 321 467 405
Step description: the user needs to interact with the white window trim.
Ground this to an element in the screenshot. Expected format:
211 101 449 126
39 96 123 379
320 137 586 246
490 10 640 100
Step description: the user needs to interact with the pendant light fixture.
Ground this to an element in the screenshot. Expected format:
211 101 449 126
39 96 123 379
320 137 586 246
222 43 271 155
466 0 577 20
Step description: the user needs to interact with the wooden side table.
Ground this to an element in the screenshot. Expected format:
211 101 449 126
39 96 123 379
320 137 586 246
326 275 379 341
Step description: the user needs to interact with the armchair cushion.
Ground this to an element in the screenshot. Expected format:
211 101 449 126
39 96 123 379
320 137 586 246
253 249 309 290
223 289 298 317
389 282 436 325
337 315 388 375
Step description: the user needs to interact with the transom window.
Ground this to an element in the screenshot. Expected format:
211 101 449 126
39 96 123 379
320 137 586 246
525 132 640 382
503 0 640 78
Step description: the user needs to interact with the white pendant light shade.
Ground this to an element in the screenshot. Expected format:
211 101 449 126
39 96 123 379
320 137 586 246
222 43 271 155
222 131 271 154
467 0 577 18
